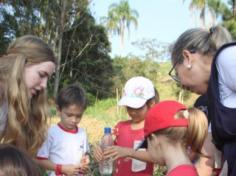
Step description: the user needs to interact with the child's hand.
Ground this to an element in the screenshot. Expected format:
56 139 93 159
79 155 90 174
61 164 80 176
104 146 131 160
93 144 103 162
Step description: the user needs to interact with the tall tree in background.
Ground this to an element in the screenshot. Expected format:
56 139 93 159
0 0 113 102
183 0 236 38
61 11 114 101
101 0 139 45
38 0 90 96
186 0 216 27
208 0 236 39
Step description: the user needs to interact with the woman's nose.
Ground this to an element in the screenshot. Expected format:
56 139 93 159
40 78 48 89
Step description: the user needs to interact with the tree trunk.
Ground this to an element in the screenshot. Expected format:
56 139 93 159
53 0 67 97
233 0 236 16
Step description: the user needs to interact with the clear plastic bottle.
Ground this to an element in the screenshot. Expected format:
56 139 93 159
99 127 113 175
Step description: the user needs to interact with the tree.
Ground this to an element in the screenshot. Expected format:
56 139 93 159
59 11 114 102
185 0 216 27
0 0 114 102
132 39 168 61
101 0 139 45
207 0 236 39
184 0 236 38
37 0 90 96
112 56 159 93
0 1 42 54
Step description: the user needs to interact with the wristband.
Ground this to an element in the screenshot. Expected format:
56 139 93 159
55 164 62 176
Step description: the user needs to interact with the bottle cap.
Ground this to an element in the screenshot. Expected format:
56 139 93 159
104 127 111 134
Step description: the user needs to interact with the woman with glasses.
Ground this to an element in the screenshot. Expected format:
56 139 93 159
169 25 236 176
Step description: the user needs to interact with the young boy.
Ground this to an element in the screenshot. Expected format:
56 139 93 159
37 84 90 176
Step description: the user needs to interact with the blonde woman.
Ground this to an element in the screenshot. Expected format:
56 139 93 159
0 35 57 156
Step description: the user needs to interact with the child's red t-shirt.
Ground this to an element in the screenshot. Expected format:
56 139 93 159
113 120 153 176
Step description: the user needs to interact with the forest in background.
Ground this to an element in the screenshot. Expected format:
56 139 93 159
0 0 235 105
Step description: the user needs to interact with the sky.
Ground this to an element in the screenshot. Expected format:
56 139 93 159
89 0 216 57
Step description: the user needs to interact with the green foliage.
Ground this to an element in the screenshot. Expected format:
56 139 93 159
85 98 126 125
112 56 160 95
0 1 42 54
0 1 113 102
49 106 57 117
59 11 114 101
207 0 236 39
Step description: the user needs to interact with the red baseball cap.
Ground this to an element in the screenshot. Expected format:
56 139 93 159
138 100 188 149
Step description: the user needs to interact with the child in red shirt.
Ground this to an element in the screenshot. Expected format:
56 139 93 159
140 100 208 176
93 76 159 176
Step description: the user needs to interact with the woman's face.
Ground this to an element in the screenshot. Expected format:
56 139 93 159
24 61 55 98
173 51 210 95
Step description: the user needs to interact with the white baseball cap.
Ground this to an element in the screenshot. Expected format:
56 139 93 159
118 76 155 108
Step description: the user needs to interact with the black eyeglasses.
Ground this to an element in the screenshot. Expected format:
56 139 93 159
168 60 180 83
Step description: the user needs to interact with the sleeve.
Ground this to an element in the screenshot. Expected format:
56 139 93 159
37 129 53 159
216 45 236 92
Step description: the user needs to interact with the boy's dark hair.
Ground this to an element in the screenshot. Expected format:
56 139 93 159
56 84 87 110
0 144 41 176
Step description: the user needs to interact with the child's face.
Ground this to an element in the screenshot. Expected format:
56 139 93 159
58 104 84 130
147 134 165 165
126 104 148 123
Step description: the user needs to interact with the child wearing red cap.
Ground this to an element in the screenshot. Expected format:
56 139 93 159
93 76 159 176
142 100 208 176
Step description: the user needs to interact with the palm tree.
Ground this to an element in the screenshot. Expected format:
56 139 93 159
101 0 139 46
185 0 216 27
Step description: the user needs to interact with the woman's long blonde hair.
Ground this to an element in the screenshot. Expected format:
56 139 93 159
0 35 57 156
154 108 208 155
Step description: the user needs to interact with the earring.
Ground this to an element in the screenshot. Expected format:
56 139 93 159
187 64 192 69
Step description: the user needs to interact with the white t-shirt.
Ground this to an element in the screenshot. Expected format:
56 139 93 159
37 124 89 176
216 45 236 108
